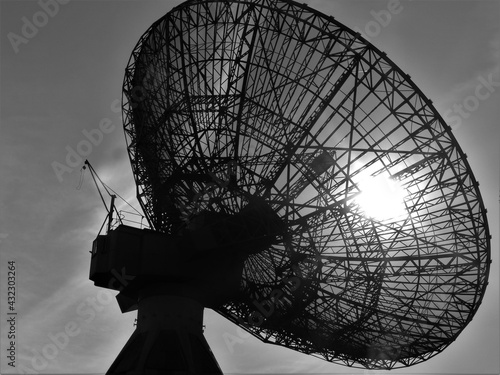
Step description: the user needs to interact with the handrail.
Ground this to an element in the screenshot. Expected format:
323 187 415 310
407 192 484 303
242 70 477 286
110 210 150 230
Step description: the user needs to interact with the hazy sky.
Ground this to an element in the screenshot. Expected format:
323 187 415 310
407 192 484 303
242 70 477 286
1 0 499 374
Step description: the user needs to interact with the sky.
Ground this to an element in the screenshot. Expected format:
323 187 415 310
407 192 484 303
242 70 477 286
0 0 499 374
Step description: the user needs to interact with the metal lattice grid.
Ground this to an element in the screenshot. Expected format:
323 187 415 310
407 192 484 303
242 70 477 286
122 0 491 369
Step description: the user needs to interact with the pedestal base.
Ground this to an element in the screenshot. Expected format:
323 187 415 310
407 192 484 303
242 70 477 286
107 295 223 375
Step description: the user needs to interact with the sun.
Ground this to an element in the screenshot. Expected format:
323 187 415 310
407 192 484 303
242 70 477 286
354 174 408 221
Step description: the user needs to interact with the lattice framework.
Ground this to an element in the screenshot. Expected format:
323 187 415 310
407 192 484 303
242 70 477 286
122 0 490 369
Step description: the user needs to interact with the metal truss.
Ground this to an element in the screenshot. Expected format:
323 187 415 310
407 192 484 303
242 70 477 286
122 0 491 369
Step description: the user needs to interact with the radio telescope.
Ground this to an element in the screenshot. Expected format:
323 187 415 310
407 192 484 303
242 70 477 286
89 0 491 372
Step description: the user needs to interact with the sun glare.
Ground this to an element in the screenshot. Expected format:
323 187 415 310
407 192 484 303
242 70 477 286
354 174 408 221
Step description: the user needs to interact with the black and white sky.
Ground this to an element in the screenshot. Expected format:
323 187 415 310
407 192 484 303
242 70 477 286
1 0 499 374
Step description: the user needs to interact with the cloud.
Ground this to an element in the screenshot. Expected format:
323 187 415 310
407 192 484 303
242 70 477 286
2 1 498 374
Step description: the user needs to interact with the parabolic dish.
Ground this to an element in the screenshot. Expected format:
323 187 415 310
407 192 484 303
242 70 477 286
122 0 491 369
